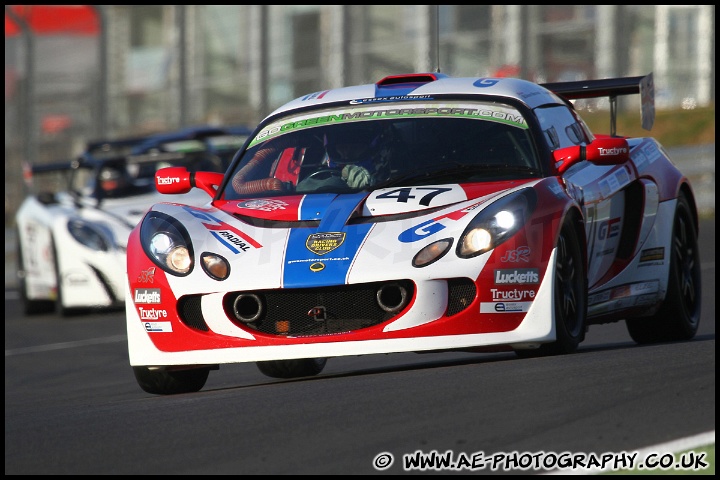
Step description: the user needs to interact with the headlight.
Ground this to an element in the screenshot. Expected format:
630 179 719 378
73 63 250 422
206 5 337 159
457 189 537 258
67 219 112 251
140 211 194 276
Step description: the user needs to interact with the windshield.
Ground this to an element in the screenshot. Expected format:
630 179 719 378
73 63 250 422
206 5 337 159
221 101 540 200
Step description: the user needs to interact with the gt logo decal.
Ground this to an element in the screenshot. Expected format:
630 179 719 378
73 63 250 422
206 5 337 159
598 217 621 240
310 262 325 272
398 201 483 243
377 187 452 205
473 78 499 88
398 219 445 243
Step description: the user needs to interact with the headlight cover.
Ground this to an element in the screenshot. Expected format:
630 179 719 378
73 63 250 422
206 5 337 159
140 211 194 276
413 238 453 268
201 252 230 280
457 188 537 258
67 218 112 251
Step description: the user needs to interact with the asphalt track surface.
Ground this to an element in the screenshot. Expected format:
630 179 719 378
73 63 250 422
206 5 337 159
4 216 715 474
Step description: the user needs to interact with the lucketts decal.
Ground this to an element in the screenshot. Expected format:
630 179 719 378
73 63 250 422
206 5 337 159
134 288 161 304
493 268 540 284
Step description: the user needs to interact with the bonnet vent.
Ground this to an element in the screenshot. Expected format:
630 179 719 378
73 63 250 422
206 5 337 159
376 73 447 87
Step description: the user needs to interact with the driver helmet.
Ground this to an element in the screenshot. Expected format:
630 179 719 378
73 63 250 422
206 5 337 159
324 122 382 170
99 167 128 193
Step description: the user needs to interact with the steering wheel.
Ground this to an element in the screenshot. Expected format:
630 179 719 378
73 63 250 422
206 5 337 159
304 167 343 182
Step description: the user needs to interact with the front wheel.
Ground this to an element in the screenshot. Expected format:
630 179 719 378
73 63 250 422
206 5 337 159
516 218 587 358
626 193 701 343
256 358 328 379
132 366 211 395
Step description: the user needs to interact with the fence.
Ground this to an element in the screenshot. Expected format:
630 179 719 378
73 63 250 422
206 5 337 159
4 5 716 224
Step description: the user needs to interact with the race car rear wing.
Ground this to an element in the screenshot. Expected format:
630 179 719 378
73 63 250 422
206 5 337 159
22 160 78 190
541 72 655 136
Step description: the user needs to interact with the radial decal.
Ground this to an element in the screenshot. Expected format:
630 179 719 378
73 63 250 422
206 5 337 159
182 206 262 253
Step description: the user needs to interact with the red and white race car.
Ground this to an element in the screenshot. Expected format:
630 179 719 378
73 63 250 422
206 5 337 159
125 72 702 395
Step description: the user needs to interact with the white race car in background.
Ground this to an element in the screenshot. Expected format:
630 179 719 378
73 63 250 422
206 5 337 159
15 125 250 316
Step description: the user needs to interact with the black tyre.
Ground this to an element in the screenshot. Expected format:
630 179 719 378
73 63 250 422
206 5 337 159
16 228 55 315
256 357 328 379
132 366 210 395
516 218 587 357
626 193 701 343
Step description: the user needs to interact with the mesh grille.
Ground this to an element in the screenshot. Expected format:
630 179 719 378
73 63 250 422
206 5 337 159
446 278 476 316
177 295 209 331
177 277 475 336
224 280 415 336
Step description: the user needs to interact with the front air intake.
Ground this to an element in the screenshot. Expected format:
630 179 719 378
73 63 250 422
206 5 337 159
224 280 415 336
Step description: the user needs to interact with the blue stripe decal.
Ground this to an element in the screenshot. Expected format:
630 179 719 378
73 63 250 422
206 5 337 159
284 192 372 288
298 193 336 221
374 83 423 98
318 191 369 231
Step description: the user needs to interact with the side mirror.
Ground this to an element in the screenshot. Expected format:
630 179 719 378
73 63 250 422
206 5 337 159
585 137 630 165
155 167 224 198
156 167 192 194
552 137 630 174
